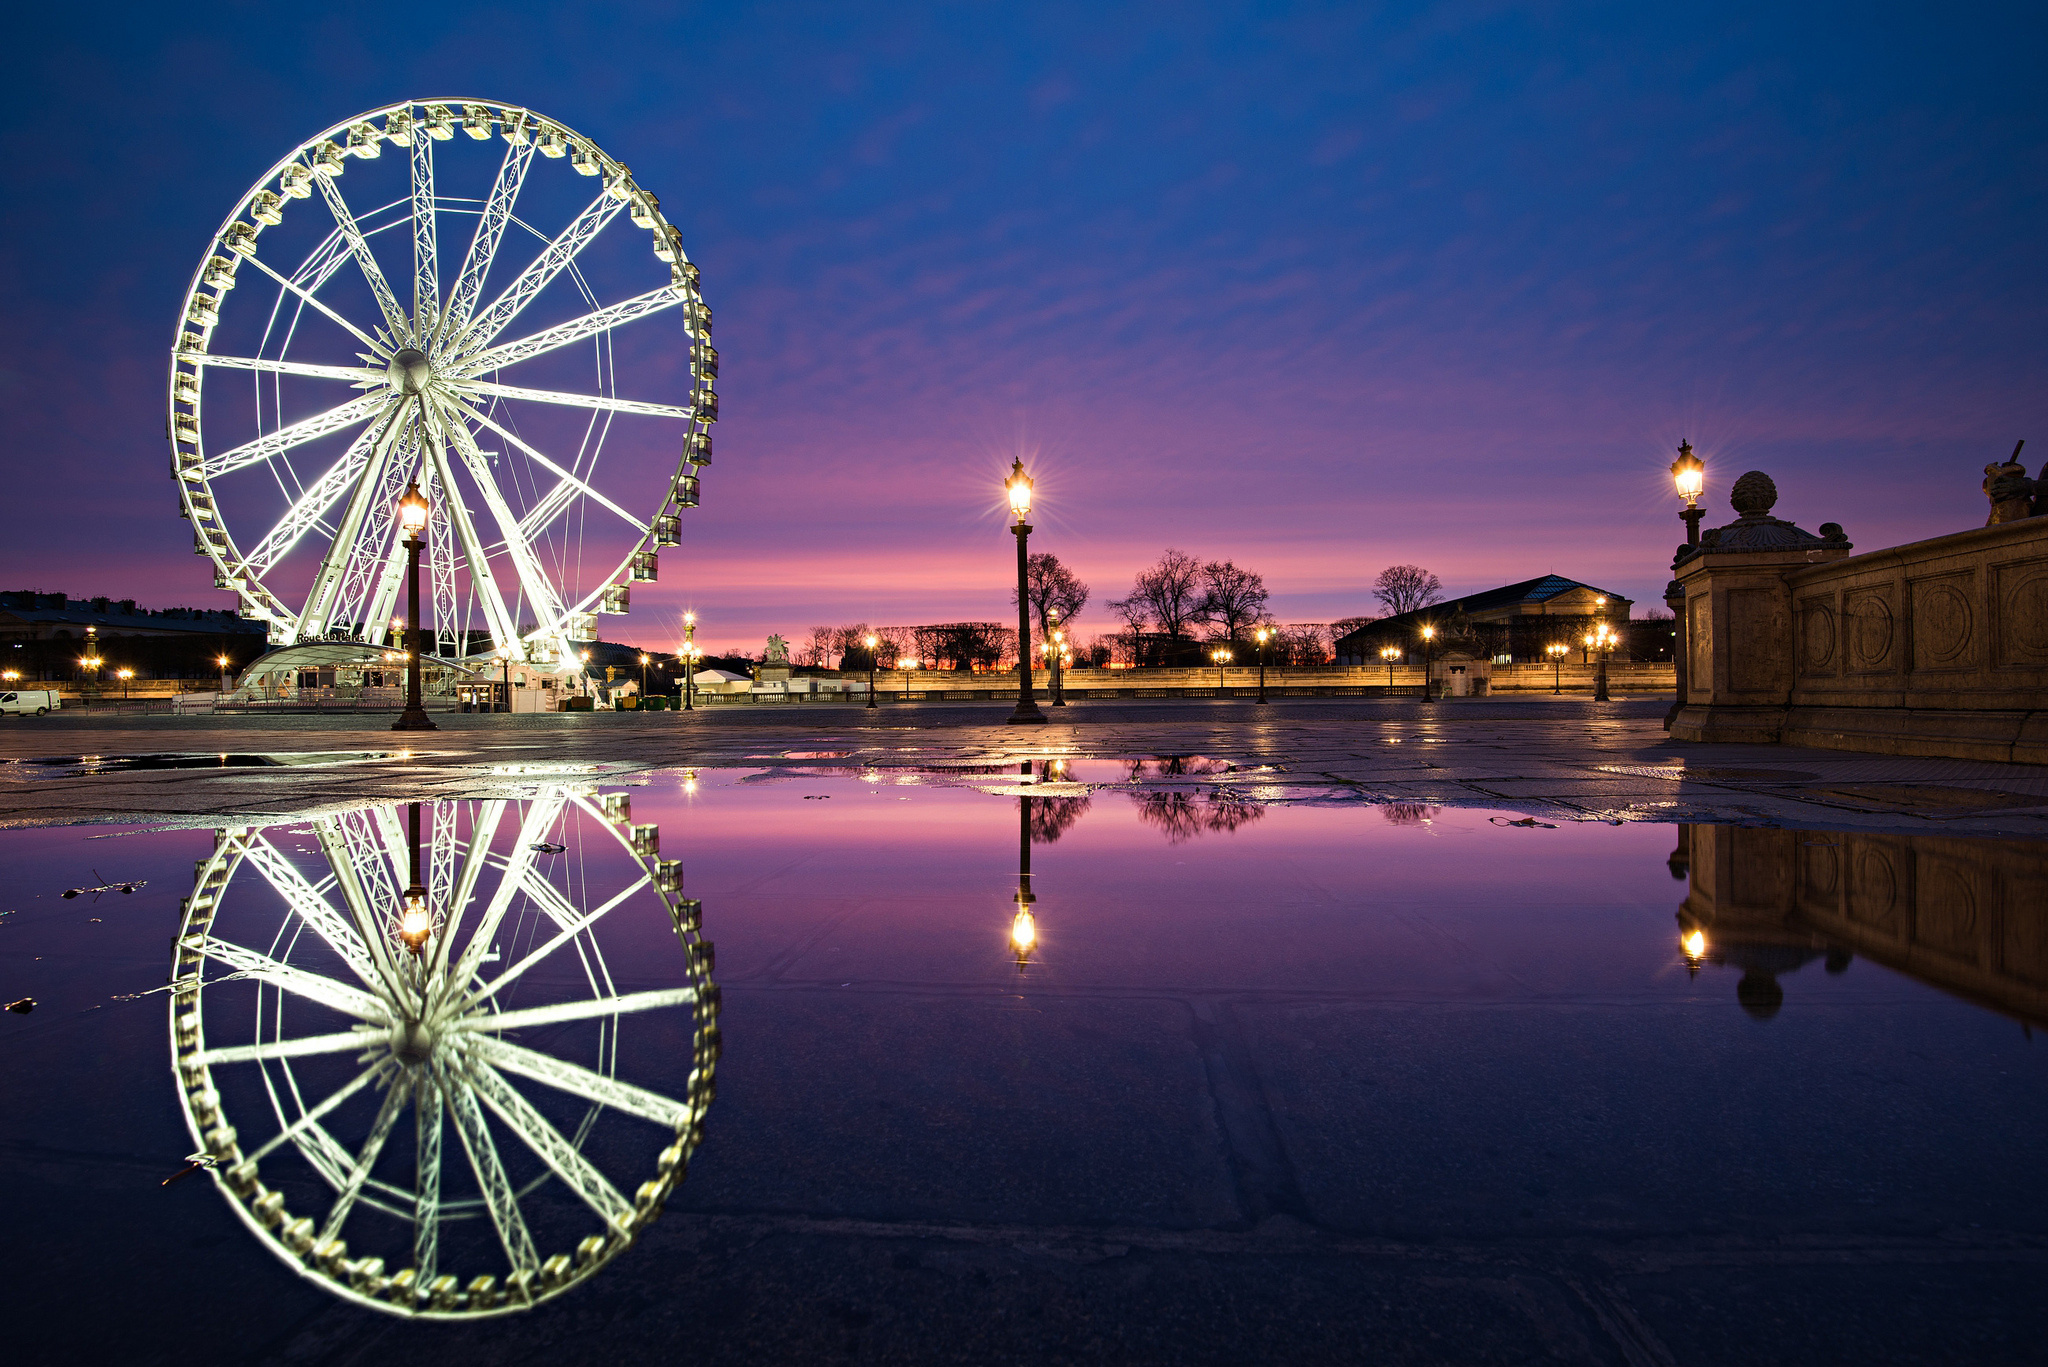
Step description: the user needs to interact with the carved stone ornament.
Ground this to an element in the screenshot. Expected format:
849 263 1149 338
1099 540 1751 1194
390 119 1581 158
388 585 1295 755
1672 469 1847 567
1983 457 2036 526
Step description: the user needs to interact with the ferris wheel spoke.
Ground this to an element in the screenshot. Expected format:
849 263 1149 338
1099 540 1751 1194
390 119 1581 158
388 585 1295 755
514 478 581 545
243 1061 392 1164
464 405 649 532
191 1026 378 1067
315 816 418 1014
430 800 506 980
419 409 525 653
414 1077 444 1279
469 1035 694 1130
311 170 411 340
463 189 627 350
411 132 439 330
470 1060 635 1229
201 393 386 481
465 987 700 1035
442 794 570 996
294 404 415 642
464 286 683 373
318 1075 411 1242
240 838 381 987
432 402 571 636
199 938 388 1020
200 354 378 385
446 1078 541 1278
462 378 694 421
441 138 538 343
241 425 382 577
458 876 651 1015
236 250 387 353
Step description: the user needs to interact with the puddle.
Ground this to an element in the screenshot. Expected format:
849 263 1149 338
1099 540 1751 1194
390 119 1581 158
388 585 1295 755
2 762 2043 1342
8 751 401 778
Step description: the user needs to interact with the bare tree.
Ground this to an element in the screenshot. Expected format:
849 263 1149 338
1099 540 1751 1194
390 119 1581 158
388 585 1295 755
1330 615 1377 639
801 626 833 668
1196 560 1268 641
1111 549 1204 645
1372 565 1444 616
1011 552 1091 640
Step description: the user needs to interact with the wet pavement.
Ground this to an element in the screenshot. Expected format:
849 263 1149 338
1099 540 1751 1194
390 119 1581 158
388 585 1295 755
6 697 2048 836
3 703 2045 1364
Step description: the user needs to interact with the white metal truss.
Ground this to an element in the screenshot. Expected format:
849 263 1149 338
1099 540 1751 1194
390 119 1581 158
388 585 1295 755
169 788 718 1320
168 99 713 660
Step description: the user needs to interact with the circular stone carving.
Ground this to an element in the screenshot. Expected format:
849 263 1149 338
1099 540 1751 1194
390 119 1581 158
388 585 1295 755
1800 604 1835 671
1730 470 1779 516
1848 595 1893 668
1917 583 1972 664
2004 573 2048 655
1848 848 1899 931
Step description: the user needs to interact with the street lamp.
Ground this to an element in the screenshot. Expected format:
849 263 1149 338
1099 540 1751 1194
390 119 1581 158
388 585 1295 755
1004 459 1045 724
864 633 879 710
1211 646 1233 691
1419 625 1437 704
1585 621 1618 702
1254 626 1271 704
397 801 431 955
1380 644 1400 690
1671 440 1706 546
216 654 232 696
898 655 919 701
497 646 514 712
682 611 698 711
1046 608 1067 708
116 667 133 700
391 481 436 732
1546 641 1569 693
637 652 650 704
1013 762 1037 972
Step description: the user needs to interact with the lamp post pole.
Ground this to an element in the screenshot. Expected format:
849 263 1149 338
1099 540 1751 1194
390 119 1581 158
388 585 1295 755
499 649 512 712
1012 762 1036 972
392 481 436 732
1255 627 1270 704
1548 642 1566 693
217 654 232 698
1048 611 1066 707
1668 441 1706 730
865 633 879 709
1420 626 1437 704
1005 459 1045 725
1382 645 1398 691
683 612 697 711
1592 623 1614 702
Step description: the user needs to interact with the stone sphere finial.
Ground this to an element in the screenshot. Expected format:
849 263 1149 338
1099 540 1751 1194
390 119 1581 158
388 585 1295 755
1730 470 1778 517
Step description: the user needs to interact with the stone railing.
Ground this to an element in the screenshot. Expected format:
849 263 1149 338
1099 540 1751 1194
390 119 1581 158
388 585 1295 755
1670 470 2048 762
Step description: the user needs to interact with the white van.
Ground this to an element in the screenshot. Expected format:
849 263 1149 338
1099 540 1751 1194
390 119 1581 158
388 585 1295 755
0 689 61 716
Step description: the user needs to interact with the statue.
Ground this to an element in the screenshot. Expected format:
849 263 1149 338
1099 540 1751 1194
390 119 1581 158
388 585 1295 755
764 634 790 665
1983 439 2035 525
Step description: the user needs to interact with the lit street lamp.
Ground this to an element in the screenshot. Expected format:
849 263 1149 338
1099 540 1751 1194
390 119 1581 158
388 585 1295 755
682 611 698 711
864 633 879 710
1671 440 1706 546
1254 626 1271 704
1381 644 1400 691
1585 621 1619 702
1004 459 1045 724
638 652 650 703
391 481 436 732
216 654 233 696
1046 608 1067 708
497 646 514 713
1419 625 1437 704
397 801 431 955
1211 646 1232 692
1547 641 1569 693
115 667 134 700
899 655 919 701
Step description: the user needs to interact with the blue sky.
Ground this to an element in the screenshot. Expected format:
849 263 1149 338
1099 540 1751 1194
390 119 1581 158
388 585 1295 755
2 1 2041 651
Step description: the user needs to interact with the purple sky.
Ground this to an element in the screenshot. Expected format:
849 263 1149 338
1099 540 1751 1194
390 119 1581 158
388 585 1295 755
3 3 2042 655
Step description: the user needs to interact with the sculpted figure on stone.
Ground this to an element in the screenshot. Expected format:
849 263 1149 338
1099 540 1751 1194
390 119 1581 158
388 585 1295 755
1983 439 2035 525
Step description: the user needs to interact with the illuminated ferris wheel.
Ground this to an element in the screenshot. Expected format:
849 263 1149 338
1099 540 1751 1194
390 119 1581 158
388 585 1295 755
169 788 718 1317
166 100 714 666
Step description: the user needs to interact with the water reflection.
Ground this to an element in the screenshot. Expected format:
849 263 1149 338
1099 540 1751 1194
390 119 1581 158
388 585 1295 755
1674 823 2048 1026
1130 790 1266 843
167 785 717 1317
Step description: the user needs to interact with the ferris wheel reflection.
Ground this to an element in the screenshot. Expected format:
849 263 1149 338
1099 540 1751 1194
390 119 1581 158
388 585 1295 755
167 784 717 1319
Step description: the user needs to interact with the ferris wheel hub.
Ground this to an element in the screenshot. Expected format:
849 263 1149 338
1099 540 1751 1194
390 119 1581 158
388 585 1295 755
388 347 432 396
390 1015 436 1063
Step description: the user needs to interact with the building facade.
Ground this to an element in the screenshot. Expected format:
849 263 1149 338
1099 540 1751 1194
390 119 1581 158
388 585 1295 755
1334 575 1639 664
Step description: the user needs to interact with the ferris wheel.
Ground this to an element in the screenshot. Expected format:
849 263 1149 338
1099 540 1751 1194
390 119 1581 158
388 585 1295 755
168 100 714 665
169 787 718 1317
